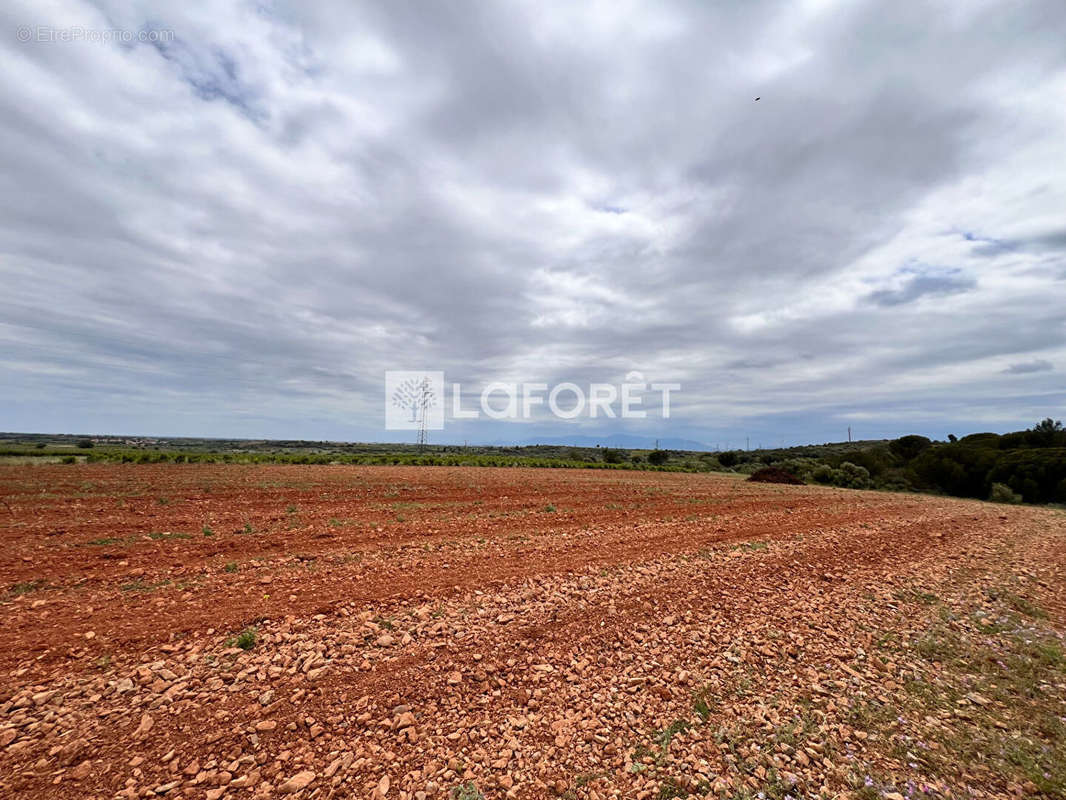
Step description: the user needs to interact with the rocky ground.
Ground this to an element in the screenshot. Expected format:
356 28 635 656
1 464 1064 799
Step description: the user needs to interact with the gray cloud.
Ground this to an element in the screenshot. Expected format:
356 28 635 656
1 0 1066 444
1003 359 1054 375
864 270 978 307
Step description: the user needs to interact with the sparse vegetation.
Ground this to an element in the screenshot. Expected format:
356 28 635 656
9 579 45 596
449 782 484 800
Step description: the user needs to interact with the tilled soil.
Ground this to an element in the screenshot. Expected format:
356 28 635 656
1 464 1064 799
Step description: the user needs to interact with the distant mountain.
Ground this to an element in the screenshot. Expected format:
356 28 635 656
485 433 713 451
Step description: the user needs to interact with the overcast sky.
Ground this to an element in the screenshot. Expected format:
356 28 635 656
2 0 1065 448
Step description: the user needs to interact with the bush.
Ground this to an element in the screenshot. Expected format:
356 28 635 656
748 467 804 485
717 450 739 468
602 448 625 464
912 444 998 498
989 482 1022 504
230 627 257 650
958 432 1002 448
986 448 1066 503
838 462 872 489
889 435 932 461
76 439 94 449
647 450 669 466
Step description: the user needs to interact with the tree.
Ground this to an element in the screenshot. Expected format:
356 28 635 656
1030 417 1065 447
717 450 739 468
77 439 94 449
1033 418 1063 434
647 449 669 466
889 435 932 461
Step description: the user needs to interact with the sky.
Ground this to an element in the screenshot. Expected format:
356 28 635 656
1 0 1065 449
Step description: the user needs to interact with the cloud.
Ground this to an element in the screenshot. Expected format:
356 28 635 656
1 0 1065 444
864 269 977 307
967 229 1066 258
1003 359 1054 374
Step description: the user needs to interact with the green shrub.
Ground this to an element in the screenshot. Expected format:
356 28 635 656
450 783 485 800
229 627 256 650
647 450 669 466
717 450 739 468
987 448 1066 503
889 435 932 461
838 461 871 488
989 482 1022 504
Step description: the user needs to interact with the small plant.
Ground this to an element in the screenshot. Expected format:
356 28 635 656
286 505 297 513
543 503 557 513
657 777 688 799
10 579 45 596
655 718 691 748
202 526 214 537
224 561 238 573
692 696 711 720
449 783 484 800
228 627 257 650
242 523 254 534
156 497 170 505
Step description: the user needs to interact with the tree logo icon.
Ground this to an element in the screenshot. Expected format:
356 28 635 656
384 371 445 431
391 376 438 422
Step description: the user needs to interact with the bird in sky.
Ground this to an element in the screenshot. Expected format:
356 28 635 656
754 96 760 101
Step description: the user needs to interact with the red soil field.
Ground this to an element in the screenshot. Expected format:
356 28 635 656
1 464 1064 799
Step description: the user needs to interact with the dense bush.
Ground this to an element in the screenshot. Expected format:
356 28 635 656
912 444 998 498
889 435 932 461
647 449 669 466
716 450 739 468
988 482 1022 504
957 432 1001 448
748 467 803 484
986 448 1066 503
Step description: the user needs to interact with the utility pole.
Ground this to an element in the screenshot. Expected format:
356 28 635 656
848 426 852 443
746 436 749 451
415 376 433 452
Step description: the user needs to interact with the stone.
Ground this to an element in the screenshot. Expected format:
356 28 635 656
278 770 316 793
